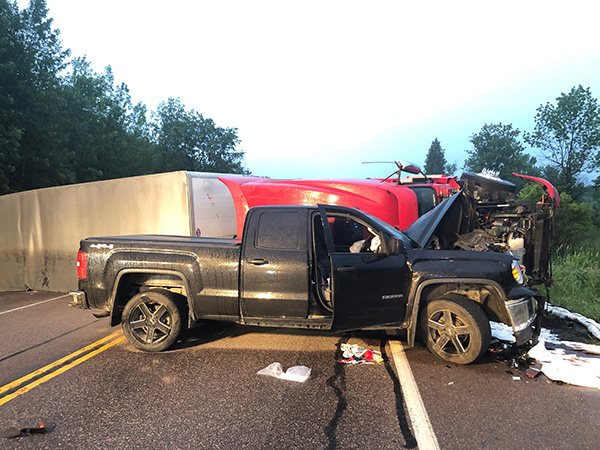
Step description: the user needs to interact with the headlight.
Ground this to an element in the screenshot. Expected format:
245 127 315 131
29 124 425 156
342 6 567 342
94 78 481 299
511 260 525 284
505 297 537 332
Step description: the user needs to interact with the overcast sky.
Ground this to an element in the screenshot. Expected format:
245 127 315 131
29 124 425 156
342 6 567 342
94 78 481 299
29 0 600 179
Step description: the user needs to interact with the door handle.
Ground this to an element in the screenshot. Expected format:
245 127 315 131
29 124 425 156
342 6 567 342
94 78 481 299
337 266 356 272
249 258 269 265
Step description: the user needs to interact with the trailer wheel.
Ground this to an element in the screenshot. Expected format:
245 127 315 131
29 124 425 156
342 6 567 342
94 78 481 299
419 294 490 364
122 290 184 352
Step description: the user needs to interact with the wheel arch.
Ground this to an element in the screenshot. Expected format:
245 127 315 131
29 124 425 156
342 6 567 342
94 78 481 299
406 278 510 346
109 269 194 327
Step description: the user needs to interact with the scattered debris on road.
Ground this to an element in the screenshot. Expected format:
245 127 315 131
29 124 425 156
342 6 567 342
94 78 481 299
256 362 311 382
1 423 46 439
491 319 600 389
338 343 383 364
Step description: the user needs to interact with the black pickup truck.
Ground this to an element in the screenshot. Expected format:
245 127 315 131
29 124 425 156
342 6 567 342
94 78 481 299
70 194 543 364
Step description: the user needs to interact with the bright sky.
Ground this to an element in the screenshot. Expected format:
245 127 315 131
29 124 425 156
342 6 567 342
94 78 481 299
31 0 600 178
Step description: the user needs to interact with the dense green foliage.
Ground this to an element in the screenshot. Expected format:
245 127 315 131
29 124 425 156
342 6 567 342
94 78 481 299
463 123 539 190
525 85 600 202
0 0 247 195
518 186 595 248
550 237 600 322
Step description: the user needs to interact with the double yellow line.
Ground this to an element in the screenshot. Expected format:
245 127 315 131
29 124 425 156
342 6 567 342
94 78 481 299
0 331 125 407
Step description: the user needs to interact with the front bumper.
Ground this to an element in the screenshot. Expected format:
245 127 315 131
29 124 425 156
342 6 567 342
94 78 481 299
68 290 89 309
505 296 539 345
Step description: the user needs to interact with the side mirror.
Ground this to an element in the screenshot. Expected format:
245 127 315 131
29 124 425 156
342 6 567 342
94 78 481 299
387 237 405 254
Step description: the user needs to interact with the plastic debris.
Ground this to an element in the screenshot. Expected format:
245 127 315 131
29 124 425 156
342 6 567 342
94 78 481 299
525 362 542 378
338 343 383 364
256 362 311 382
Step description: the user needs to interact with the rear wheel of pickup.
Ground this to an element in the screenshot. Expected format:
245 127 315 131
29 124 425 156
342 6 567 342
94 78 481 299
419 295 491 364
122 290 185 352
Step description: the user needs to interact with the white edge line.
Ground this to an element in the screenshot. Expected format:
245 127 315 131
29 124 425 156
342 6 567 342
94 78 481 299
0 294 69 316
388 332 441 450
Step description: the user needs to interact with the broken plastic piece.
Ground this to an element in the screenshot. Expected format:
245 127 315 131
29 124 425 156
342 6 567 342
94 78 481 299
526 362 542 378
257 362 311 382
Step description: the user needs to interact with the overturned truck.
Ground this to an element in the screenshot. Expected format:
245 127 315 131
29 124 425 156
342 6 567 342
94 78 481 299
415 171 558 287
70 170 559 363
0 167 557 294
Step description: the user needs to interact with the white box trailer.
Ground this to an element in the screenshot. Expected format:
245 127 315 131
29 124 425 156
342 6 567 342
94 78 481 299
0 172 240 291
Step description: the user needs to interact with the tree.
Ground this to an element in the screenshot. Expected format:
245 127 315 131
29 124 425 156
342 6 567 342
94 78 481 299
0 0 71 193
424 138 446 174
151 98 247 174
423 138 458 175
525 85 600 201
0 1 249 194
62 57 158 182
464 123 538 188
0 0 22 193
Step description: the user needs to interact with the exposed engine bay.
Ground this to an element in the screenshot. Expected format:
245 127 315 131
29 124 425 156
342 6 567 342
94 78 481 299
420 171 557 286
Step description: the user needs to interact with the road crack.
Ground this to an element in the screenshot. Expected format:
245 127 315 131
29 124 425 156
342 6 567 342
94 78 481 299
380 332 418 449
324 333 350 450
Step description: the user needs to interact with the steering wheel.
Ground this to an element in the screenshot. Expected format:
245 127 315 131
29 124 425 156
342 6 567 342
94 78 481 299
360 236 373 253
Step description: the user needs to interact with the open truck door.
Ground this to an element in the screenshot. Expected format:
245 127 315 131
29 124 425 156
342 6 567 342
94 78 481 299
317 205 409 331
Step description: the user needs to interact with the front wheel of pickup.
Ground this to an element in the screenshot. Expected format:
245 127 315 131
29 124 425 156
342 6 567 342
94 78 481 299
122 290 184 352
419 295 491 364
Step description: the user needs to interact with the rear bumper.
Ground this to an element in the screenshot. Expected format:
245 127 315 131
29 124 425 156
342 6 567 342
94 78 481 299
68 290 89 309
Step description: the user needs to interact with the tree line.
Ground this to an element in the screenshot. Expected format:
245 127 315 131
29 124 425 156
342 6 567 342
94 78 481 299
0 0 247 196
423 85 600 247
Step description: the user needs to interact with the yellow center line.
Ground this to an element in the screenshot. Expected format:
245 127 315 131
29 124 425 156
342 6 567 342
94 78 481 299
0 331 125 406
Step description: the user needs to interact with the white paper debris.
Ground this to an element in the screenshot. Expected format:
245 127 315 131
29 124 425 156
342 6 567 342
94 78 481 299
490 322 516 343
491 320 600 389
257 362 311 383
528 340 600 389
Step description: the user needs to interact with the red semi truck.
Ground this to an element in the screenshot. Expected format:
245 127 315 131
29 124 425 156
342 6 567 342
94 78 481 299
217 168 558 286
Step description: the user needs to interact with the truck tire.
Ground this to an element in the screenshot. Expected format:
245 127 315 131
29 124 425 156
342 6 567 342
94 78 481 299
121 290 185 352
419 294 491 364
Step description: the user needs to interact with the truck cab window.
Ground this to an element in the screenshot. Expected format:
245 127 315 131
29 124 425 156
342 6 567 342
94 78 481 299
407 186 437 216
256 212 301 249
327 215 381 253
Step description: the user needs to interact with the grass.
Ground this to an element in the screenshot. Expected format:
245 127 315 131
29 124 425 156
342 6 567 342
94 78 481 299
550 239 600 322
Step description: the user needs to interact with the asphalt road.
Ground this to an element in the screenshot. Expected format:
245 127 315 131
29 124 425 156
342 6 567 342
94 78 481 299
1 291 599 449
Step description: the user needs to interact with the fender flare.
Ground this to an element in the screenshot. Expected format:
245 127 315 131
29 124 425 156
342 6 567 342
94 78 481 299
405 277 508 346
109 268 195 327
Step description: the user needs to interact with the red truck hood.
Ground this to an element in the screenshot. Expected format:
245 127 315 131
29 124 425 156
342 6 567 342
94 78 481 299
513 173 560 208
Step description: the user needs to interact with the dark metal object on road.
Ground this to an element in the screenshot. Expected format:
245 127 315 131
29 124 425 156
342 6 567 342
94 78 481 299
1 424 46 439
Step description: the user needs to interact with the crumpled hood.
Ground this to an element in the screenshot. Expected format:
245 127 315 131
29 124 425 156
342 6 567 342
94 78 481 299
404 191 463 248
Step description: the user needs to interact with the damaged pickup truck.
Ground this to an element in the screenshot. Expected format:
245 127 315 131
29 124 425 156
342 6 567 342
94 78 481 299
70 192 549 364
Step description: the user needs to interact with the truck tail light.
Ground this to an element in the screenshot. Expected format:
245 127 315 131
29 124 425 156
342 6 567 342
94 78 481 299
77 251 88 279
